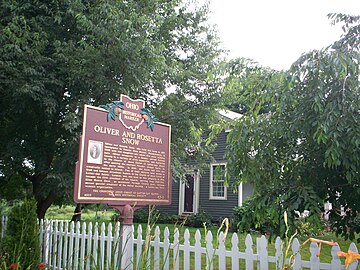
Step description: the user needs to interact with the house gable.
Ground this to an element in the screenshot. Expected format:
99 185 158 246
158 110 253 220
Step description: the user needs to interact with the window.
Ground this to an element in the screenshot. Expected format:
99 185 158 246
210 163 227 199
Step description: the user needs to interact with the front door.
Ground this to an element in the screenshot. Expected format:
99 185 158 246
183 174 194 213
179 172 199 215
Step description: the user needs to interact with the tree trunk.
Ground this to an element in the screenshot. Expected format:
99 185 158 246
36 191 58 220
30 173 58 220
71 204 83 222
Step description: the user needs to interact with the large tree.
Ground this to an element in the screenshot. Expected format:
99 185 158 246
0 0 223 218
222 14 359 239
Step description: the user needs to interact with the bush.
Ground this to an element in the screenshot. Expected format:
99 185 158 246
112 207 179 224
294 216 324 236
133 207 178 224
1 198 40 269
232 201 254 233
133 208 151 223
0 199 10 217
232 199 271 234
185 211 212 228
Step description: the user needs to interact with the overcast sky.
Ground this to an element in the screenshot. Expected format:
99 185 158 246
208 0 360 70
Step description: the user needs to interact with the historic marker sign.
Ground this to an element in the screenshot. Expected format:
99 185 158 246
74 95 171 205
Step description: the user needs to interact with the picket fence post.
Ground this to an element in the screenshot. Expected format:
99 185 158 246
194 230 202 269
245 234 254 270
206 230 214 270
291 238 302 270
231 233 239 269
113 221 120 269
63 221 69 269
57 220 64 269
218 231 226 269
86 222 93 270
48 220 54 268
183 229 191 270
173 228 180 270
136 224 143 268
256 235 267 269
348 243 359 270
92 222 99 269
146 225 151 269
79 222 86 270
163 226 170 270
38 219 44 262
275 237 283 270
100 222 106 269
1 216 7 239
106 222 113 270
154 226 161 270
330 243 342 269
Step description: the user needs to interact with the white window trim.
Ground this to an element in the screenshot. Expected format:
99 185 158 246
209 163 227 200
238 183 243 206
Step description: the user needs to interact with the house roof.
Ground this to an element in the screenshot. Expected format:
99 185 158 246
217 109 243 120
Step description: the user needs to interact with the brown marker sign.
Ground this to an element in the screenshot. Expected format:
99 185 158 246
74 95 171 206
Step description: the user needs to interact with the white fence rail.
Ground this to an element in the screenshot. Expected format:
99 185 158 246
1 217 359 270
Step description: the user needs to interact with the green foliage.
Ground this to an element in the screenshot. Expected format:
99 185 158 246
232 201 254 233
294 216 324 237
157 93 220 184
185 211 212 228
0 174 32 202
234 188 322 240
222 14 360 240
0 0 223 218
0 200 11 217
221 58 284 114
1 198 40 269
131 207 178 224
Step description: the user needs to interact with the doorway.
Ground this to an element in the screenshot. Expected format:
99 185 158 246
179 172 199 215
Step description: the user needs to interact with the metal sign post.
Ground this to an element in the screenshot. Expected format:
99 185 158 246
110 204 135 270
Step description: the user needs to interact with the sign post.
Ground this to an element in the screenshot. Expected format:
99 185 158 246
74 95 171 269
113 204 135 270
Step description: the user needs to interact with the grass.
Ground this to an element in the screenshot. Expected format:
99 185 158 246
45 205 354 267
45 205 117 222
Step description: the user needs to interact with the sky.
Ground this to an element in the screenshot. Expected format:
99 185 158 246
208 0 360 70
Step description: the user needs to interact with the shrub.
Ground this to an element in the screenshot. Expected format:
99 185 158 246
111 206 178 224
185 211 212 228
134 208 151 223
294 214 324 236
0 199 10 217
131 207 178 224
233 199 325 238
232 201 255 232
232 199 271 234
1 198 40 269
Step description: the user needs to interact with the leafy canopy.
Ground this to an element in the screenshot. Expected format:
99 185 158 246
0 0 223 218
221 14 360 239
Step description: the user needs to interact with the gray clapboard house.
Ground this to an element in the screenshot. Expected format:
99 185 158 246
159 110 253 220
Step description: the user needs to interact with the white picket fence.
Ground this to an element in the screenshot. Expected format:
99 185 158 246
1 216 359 270
1 216 7 239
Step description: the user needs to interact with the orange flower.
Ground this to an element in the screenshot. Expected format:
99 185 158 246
39 263 45 269
9 263 19 269
302 238 338 257
337 250 360 270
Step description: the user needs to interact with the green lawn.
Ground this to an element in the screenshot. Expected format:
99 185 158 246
45 205 117 222
45 205 352 266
